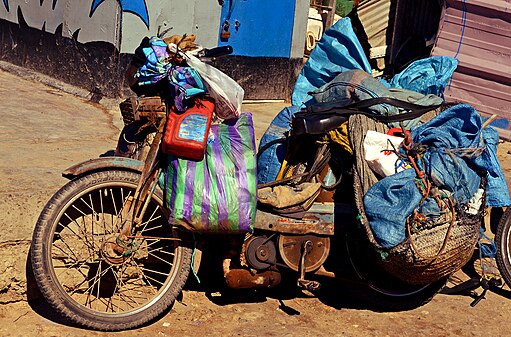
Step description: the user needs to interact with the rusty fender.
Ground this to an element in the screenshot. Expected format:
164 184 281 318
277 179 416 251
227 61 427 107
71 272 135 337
223 258 281 289
62 157 145 179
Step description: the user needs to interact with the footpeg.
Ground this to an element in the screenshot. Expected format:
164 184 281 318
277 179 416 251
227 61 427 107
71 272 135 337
297 240 321 291
297 278 321 291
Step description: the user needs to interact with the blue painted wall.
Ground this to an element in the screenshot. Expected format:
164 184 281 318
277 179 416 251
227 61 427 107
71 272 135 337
218 0 296 58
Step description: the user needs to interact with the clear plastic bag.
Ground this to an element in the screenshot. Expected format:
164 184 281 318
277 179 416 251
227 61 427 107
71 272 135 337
185 52 244 119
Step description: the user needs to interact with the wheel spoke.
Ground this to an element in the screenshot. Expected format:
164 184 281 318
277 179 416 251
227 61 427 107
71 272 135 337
63 212 95 254
54 259 90 282
89 194 96 250
148 245 176 257
130 262 166 289
139 205 162 233
33 171 191 329
111 266 136 312
52 230 82 262
147 250 174 266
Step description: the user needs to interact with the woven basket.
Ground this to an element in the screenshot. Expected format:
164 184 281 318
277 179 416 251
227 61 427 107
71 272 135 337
349 113 484 285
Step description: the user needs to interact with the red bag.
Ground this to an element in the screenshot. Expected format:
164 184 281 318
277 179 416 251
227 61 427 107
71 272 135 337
162 97 215 161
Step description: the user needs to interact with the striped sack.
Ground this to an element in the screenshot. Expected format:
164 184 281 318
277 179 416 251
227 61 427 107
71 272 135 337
159 113 257 233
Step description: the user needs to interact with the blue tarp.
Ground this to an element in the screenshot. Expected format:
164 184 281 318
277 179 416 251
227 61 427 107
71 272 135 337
261 20 509 250
364 105 511 247
292 18 458 105
257 106 301 184
388 56 459 96
291 17 371 106
264 19 460 187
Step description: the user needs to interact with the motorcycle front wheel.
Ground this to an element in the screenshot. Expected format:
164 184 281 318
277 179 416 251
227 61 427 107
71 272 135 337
31 170 192 331
495 207 511 287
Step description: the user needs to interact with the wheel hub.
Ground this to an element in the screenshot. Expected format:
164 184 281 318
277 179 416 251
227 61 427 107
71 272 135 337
244 236 277 270
100 234 144 265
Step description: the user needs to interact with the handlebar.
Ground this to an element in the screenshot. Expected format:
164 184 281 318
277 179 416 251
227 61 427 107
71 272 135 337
199 45 233 58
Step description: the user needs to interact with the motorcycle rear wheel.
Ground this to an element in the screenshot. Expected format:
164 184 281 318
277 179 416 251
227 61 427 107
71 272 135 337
495 207 511 287
345 226 446 311
31 170 192 331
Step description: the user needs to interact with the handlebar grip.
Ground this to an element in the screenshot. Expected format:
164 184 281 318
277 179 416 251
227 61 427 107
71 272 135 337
202 45 233 58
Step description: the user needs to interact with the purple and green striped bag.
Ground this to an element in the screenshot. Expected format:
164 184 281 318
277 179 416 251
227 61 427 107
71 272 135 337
159 113 257 233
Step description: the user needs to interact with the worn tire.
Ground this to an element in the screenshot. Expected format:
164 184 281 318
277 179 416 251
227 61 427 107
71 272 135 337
345 225 446 311
31 170 192 331
495 207 511 287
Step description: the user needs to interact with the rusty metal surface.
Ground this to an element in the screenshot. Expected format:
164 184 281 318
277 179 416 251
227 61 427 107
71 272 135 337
432 0 511 140
244 236 278 270
278 234 330 272
224 268 282 289
357 0 392 68
254 203 335 236
310 0 337 29
62 157 145 179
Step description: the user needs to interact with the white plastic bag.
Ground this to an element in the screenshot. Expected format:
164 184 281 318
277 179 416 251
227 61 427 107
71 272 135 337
363 130 408 177
185 52 244 119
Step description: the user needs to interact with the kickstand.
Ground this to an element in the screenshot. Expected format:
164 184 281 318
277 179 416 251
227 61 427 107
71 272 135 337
442 277 481 295
442 276 502 307
470 277 502 307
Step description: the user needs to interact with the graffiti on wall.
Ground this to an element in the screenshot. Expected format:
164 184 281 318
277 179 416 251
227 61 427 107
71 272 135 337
2 0 149 28
90 0 149 28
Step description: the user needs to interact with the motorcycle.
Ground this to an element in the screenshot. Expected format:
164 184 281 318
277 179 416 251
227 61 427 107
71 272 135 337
29 47 507 331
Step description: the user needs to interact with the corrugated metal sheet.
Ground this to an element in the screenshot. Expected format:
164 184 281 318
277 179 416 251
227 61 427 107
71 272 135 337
432 0 511 140
356 0 392 70
357 0 391 49
390 0 442 73
356 0 442 73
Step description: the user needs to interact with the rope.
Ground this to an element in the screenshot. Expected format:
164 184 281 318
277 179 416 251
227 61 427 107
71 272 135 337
191 233 201 284
477 228 500 282
406 197 457 261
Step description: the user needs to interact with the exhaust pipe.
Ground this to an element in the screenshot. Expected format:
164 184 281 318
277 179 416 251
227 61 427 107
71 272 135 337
223 258 281 289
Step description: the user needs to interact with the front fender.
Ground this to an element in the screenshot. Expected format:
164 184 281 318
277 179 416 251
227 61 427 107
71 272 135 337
62 157 145 180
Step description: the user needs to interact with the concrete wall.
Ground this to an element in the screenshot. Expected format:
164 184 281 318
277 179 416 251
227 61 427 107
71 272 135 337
0 0 308 99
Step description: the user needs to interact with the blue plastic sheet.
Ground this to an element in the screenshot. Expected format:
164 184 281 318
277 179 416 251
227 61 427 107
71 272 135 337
257 106 302 184
389 56 459 96
483 127 510 207
364 104 511 248
292 19 458 105
291 17 372 106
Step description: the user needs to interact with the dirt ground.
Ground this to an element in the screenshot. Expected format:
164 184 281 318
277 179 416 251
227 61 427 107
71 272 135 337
1 65 511 336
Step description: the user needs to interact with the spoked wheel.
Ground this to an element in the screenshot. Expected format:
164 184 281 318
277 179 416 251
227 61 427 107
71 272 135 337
31 170 192 331
345 226 446 311
495 207 511 287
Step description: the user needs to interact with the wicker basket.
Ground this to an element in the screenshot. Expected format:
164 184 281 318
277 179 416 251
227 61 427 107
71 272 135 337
349 113 484 285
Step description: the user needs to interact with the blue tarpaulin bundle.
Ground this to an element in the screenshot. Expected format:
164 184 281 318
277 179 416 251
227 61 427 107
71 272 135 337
291 18 372 106
259 18 510 248
260 18 456 184
291 18 458 107
364 104 511 247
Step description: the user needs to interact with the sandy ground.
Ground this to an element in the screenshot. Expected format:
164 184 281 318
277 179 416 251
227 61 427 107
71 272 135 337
1 67 511 336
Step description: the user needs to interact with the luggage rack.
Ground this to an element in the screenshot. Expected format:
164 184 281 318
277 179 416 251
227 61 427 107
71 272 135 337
119 96 166 125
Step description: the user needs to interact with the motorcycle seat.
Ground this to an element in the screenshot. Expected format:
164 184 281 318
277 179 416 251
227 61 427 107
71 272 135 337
292 111 348 136
292 97 441 136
